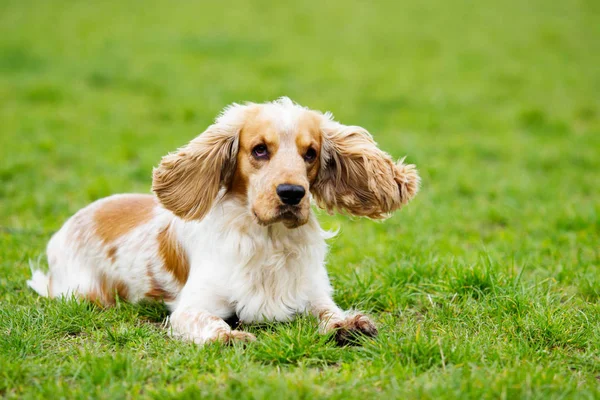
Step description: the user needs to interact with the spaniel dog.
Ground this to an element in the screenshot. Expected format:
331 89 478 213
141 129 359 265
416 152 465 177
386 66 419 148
28 98 419 345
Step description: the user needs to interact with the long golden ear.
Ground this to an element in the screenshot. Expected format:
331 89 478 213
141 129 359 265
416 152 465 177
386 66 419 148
152 105 246 220
312 120 420 219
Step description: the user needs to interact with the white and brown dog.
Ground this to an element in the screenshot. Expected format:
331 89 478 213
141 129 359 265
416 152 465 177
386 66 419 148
28 98 419 345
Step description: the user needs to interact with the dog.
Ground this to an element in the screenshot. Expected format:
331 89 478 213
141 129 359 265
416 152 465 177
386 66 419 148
28 97 419 345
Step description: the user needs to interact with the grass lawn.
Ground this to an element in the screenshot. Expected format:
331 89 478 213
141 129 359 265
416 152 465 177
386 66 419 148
1 0 599 398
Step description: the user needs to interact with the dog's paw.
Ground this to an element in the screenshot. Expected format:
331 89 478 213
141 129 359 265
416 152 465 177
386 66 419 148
331 313 378 346
216 329 256 345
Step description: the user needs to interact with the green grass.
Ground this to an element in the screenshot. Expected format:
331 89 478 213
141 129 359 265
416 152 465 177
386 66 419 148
1 0 599 398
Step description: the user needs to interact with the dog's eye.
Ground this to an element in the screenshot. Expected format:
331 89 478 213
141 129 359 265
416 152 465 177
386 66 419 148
252 144 269 160
304 147 317 162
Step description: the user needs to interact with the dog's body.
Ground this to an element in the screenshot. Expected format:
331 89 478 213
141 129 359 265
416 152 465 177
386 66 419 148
28 98 419 344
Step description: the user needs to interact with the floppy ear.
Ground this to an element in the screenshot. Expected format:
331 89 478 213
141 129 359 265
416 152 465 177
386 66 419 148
152 105 246 220
312 120 420 219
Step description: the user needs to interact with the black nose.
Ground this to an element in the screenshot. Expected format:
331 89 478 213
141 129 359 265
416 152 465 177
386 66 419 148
276 184 306 205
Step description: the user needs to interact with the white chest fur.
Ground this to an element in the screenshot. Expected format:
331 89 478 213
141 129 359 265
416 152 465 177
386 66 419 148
175 199 333 323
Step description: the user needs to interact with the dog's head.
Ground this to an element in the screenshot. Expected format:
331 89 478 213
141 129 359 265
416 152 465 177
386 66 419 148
152 98 420 228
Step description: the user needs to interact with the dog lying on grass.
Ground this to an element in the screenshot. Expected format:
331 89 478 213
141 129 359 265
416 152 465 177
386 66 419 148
28 98 419 345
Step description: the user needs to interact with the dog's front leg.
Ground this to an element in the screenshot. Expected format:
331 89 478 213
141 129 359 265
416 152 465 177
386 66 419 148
310 296 378 345
169 308 255 345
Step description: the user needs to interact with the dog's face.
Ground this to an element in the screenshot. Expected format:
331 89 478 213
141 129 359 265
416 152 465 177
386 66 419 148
152 98 420 228
231 108 321 228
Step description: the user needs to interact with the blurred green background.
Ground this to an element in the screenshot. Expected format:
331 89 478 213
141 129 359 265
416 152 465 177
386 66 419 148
1 0 599 398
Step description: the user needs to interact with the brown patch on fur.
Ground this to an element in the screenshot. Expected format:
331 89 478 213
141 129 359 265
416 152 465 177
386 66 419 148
107 246 117 263
114 280 129 300
145 270 175 302
86 272 130 306
157 223 190 285
297 113 322 184
93 195 156 244
229 111 279 197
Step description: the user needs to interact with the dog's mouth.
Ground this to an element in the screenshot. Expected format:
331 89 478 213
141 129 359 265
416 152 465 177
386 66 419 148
279 210 301 228
278 206 308 228
253 205 306 228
